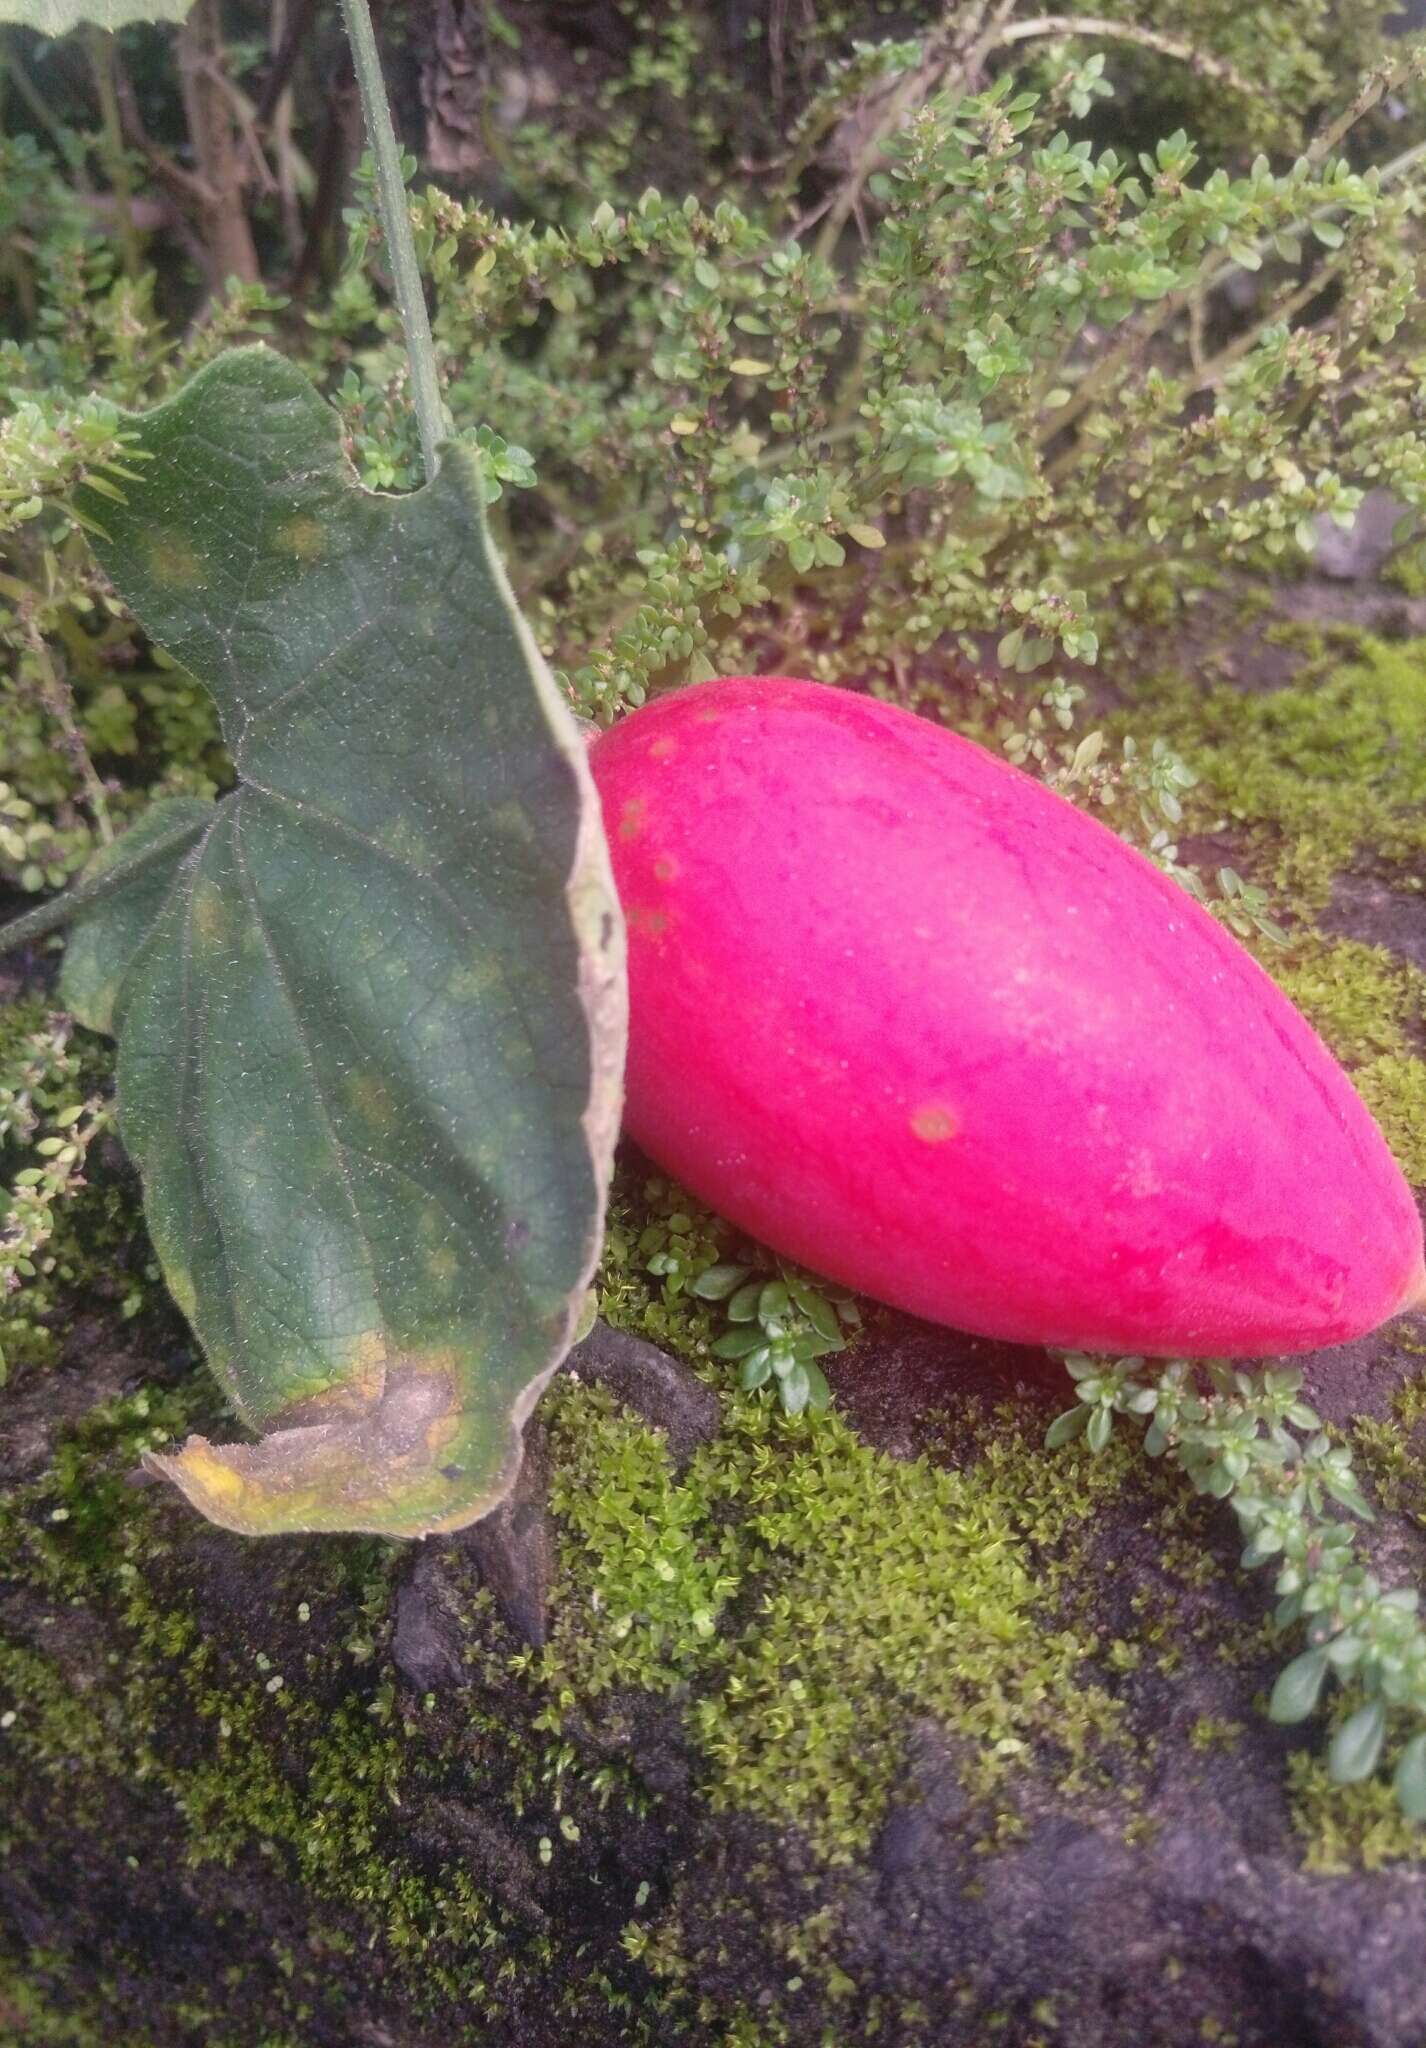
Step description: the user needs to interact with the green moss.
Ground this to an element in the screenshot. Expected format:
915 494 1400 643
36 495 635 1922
1351 1370 1426 1523
540 1380 1132 1862
1288 1754 1426 1872
0 1964 149 2048
1134 634 1426 905
0 999 143 1381
1266 933 1423 1067
1259 931 1426 1185
1354 1053 1426 1185
595 1165 728 1359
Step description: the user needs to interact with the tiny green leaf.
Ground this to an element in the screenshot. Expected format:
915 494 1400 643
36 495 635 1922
1045 1406 1089 1449
727 1280 764 1322
1394 1733 1426 1821
712 1328 769 1359
1328 1700 1387 1785
690 1263 752 1301
1268 1648 1329 1724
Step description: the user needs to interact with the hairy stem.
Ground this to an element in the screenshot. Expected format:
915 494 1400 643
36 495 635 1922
338 0 446 483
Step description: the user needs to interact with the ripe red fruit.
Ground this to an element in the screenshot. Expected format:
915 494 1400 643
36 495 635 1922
591 675 1426 1357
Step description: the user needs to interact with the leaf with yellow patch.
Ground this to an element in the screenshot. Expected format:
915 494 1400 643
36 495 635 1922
50 347 626 1538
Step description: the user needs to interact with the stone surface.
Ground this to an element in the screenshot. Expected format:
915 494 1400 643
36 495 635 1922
566 1320 722 1462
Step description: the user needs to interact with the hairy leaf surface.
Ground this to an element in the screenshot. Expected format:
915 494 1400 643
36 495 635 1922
64 347 625 1537
0 0 195 29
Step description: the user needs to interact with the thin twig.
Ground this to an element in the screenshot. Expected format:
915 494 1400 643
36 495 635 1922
4 41 79 159
265 0 308 256
23 621 113 847
85 28 143 282
111 44 216 212
1038 132 1426 457
1307 52 1420 168
256 0 323 125
288 67 359 297
992 16 1254 99
812 0 996 269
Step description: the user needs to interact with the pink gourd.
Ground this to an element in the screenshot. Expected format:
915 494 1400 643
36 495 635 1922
591 674 1426 1357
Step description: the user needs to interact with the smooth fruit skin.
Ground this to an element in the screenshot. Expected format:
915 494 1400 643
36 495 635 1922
591 675 1426 1357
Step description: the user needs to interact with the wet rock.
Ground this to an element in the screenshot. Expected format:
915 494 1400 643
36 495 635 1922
461 1420 554 1648
565 1320 721 1462
391 1546 470 1692
1319 872 1426 977
1314 491 1409 583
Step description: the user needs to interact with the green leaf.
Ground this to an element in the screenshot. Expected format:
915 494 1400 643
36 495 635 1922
727 1280 764 1322
690 1263 752 1301
59 798 215 1035
781 1363 812 1415
757 1280 790 1324
61 347 625 1539
739 1351 773 1390
1394 1733 1426 1821
1328 1700 1387 1785
1045 1406 1089 1449
0 0 195 28
712 1328 768 1359
1268 1648 1328 1724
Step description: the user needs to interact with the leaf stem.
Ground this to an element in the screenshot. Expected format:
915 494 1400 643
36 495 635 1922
338 0 445 483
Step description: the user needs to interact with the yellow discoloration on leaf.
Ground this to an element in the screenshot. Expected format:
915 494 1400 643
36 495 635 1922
165 1265 198 1321
146 530 204 589
910 1104 958 1143
143 1347 492 1538
492 799 536 845
273 516 327 561
190 879 228 944
448 957 501 1000
345 1069 399 1132
382 816 432 866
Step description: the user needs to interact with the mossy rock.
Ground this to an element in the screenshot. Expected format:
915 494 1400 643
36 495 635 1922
4 625 1426 2046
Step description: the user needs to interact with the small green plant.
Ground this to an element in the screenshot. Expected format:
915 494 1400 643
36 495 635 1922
1049 1355 1426 1818
694 1261 861 1416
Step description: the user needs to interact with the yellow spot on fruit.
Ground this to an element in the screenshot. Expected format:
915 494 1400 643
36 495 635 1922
619 798 648 842
274 516 327 561
652 855 678 883
650 736 677 761
628 906 670 939
910 1105 957 1143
